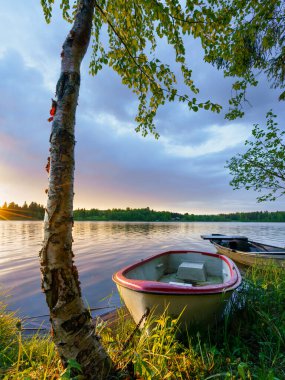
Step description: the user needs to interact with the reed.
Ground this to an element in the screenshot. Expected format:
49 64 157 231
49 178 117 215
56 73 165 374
0 264 284 379
101 264 285 379
0 296 62 379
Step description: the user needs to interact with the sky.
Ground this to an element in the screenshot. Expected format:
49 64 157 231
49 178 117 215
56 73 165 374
0 1 284 214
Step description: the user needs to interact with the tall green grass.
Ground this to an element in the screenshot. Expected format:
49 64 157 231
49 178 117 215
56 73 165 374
0 297 62 379
1 264 284 379
101 264 285 379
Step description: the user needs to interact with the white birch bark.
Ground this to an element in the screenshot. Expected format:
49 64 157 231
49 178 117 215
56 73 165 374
39 1 111 378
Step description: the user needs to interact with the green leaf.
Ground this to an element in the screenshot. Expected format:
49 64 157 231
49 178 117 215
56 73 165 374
237 362 248 380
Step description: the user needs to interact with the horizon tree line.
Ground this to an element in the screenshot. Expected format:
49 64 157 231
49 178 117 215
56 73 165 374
1 202 285 222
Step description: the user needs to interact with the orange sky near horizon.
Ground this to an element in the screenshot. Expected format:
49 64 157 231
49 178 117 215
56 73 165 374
1 1 285 216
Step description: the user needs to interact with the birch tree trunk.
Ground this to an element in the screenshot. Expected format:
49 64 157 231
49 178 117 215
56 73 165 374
39 1 111 378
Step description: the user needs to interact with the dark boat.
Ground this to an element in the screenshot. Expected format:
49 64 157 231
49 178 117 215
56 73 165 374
201 234 285 267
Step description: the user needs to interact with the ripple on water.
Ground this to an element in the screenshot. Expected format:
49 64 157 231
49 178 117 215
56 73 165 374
0 221 284 318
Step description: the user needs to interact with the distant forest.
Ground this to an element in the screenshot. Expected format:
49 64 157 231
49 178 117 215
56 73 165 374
0 202 45 220
1 202 285 222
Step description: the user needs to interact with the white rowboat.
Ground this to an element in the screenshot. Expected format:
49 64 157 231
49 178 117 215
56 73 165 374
113 250 241 329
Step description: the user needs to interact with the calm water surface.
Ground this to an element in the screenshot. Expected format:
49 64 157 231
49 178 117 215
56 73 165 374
0 221 284 320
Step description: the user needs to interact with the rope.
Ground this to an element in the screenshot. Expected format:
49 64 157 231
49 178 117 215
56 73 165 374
16 305 117 332
122 308 150 351
21 305 115 321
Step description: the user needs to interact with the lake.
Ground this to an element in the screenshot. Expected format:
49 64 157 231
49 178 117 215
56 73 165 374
0 221 284 322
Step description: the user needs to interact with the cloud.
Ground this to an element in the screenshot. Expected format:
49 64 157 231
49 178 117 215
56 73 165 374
0 50 50 142
0 50 51 205
0 0 284 213
160 123 250 158
82 111 136 136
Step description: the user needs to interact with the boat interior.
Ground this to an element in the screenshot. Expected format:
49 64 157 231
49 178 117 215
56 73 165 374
125 252 232 287
217 239 285 253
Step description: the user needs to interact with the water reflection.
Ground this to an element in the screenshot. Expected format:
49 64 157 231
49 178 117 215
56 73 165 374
0 221 284 319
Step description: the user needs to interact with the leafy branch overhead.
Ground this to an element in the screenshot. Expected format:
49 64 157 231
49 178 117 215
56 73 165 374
40 0 235 138
226 111 285 202
205 0 285 119
38 1 285 377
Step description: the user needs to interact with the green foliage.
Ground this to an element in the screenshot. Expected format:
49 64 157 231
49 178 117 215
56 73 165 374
205 0 285 118
0 300 18 373
102 308 219 380
226 111 285 202
40 0 231 137
41 0 77 23
74 207 285 222
60 359 82 379
1 263 285 378
2 203 285 221
100 265 285 379
90 0 227 137
224 264 285 379
0 293 62 379
41 1 285 131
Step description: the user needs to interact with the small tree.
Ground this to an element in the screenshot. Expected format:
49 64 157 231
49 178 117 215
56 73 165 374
33 0 285 377
37 0 285 377
39 0 231 378
226 111 285 202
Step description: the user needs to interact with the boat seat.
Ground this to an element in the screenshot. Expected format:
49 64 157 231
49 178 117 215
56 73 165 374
230 240 250 252
169 281 193 287
177 262 206 282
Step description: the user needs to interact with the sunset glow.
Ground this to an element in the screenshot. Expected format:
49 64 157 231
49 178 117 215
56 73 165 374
0 208 33 220
0 1 284 214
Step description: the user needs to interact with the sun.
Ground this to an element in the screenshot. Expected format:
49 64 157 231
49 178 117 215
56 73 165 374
0 208 8 220
0 205 32 220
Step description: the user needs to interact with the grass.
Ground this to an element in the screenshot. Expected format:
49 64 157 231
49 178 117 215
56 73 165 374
0 296 62 379
1 264 284 379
